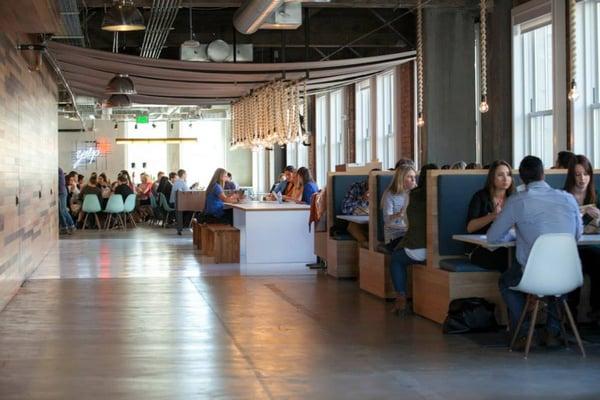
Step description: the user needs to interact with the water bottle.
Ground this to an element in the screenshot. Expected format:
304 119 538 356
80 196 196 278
276 191 283 204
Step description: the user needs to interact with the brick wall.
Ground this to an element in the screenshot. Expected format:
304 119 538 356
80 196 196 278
0 32 58 310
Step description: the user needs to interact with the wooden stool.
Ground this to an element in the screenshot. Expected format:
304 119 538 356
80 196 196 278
191 219 199 246
207 225 240 263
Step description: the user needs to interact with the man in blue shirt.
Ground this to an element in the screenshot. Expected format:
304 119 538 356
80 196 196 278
488 156 582 348
170 169 189 206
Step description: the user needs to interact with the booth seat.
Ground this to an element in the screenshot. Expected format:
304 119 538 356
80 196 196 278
358 172 398 299
326 173 369 278
411 169 597 324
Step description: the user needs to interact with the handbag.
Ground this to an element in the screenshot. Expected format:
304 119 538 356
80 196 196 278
442 297 498 334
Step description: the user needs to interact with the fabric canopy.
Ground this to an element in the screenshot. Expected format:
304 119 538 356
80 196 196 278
48 41 415 106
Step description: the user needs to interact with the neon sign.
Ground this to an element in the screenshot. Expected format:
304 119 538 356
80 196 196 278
73 148 101 168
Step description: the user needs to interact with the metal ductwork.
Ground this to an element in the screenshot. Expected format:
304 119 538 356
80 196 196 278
233 0 284 35
140 0 182 58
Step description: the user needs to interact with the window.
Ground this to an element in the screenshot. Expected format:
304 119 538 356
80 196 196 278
355 80 372 164
376 72 395 169
513 12 554 167
126 121 168 182
315 95 329 187
329 89 345 170
573 0 600 167
179 120 226 189
252 148 267 194
286 141 308 169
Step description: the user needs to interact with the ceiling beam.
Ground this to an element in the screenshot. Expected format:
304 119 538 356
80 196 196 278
81 0 481 9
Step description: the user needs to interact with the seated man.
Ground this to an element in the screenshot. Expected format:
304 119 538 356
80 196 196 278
341 178 369 247
487 156 582 349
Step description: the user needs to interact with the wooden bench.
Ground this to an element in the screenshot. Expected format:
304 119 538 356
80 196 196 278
358 171 397 299
203 225 240 263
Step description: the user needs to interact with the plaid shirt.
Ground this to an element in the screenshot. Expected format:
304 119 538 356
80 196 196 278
341 180 369 215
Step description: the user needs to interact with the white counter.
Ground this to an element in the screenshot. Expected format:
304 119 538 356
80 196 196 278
230 201 314 264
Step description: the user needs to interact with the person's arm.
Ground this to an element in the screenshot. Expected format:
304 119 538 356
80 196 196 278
487 197 516 244
569 195 584 240
382 192 403 225
466 191 497 233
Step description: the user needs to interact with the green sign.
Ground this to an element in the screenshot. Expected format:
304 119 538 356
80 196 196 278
136 115 149 124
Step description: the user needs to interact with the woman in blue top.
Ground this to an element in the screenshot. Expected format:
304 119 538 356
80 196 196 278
295 167 319 205
205 168 239 224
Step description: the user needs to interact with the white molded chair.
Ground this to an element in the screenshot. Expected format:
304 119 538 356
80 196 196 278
104 194 125 230
123 194 137 228
81 194 102 230
509 233 585 358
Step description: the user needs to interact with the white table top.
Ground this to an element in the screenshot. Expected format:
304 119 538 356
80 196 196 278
228 201 310 212
452 234 600 248
336 215 369 224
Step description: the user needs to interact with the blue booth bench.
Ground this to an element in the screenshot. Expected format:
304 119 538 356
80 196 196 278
358 171 399 299
326 172 369 278
412 169 600 324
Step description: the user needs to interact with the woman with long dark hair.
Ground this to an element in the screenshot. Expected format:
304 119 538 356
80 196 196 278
204 168 239 224
465 160 515 271
295 167 319 205
564 154 600 320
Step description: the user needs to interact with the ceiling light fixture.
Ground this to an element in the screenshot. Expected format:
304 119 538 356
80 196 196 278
105 74 136 95
103 94 131 108
416 0 425 127
115 137 198 144
102 0 146 32
114 122 119 130
479 0 489 113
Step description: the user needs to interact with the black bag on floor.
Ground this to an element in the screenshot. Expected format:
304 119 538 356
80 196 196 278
442 297 498 334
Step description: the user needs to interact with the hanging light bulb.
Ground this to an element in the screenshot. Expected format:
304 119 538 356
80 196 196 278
416 0 425 128
134 123 138 130
568 0 578 102
417 112 425 127
479 95 489 113
479 0 489 114
114 122 118 130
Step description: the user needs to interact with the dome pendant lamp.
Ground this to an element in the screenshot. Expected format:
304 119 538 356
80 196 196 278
102 0 146 32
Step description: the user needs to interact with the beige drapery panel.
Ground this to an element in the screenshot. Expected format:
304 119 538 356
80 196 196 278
48 42 415 106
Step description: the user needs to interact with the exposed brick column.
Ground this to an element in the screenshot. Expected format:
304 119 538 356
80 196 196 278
345 84 356 163
396 62 415 162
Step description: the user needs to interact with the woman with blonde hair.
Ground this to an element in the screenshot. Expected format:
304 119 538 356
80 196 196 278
205 168 239 224
381 165 417 251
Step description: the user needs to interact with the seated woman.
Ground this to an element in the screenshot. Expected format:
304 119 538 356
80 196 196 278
136 173 154 205
282 170 304 203
465 160 515 272
296 167 319 205
205 168 239 224
564 154 600 320
389 164 438 315
381 165 417 251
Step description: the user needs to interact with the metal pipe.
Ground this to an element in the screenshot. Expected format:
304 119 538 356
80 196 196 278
152 0 181 58
233 0 283 35
140 0 160 56
142 0 168 58
146 0 170 58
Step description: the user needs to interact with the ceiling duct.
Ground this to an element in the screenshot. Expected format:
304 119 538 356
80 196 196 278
261 2 302 30
233 0 283 35
181 40 253 62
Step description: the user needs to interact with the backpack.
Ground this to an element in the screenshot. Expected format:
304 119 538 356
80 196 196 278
442 297 498 334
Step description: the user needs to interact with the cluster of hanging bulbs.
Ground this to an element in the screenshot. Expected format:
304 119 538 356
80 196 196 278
230 80 304 150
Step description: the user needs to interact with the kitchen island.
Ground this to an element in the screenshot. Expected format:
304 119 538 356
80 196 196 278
229 201 314 264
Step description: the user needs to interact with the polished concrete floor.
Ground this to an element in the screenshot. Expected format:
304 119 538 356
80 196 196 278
0 227 599 399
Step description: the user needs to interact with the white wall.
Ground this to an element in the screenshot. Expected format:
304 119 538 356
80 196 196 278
58 116 126 180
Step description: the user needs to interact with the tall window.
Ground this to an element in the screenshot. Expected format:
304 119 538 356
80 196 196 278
376 72 395 169
329 89 345 170
513 8 554 167
286 141 308 169
252 148 267 194
126 121 167 182
573 0 600 167
179 121 226 189
355 80 372 164
315 95 329 187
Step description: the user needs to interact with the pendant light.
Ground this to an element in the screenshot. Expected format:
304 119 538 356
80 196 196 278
104 94 131 108
479 0 489 113
416 0 425 127
568 0 579 101
102 0 146 32
105 74 136 95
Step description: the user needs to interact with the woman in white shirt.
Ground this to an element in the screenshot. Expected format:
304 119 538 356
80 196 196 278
381 165 417 251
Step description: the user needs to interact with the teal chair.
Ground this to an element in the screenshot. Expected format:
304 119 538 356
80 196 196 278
159 192 175 228
123 194 137 228
81 194 102 230
149 193 160 225
104 194 125 230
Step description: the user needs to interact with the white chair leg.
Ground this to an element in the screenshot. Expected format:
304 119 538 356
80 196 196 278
94 213 101 230
105 214 112 230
